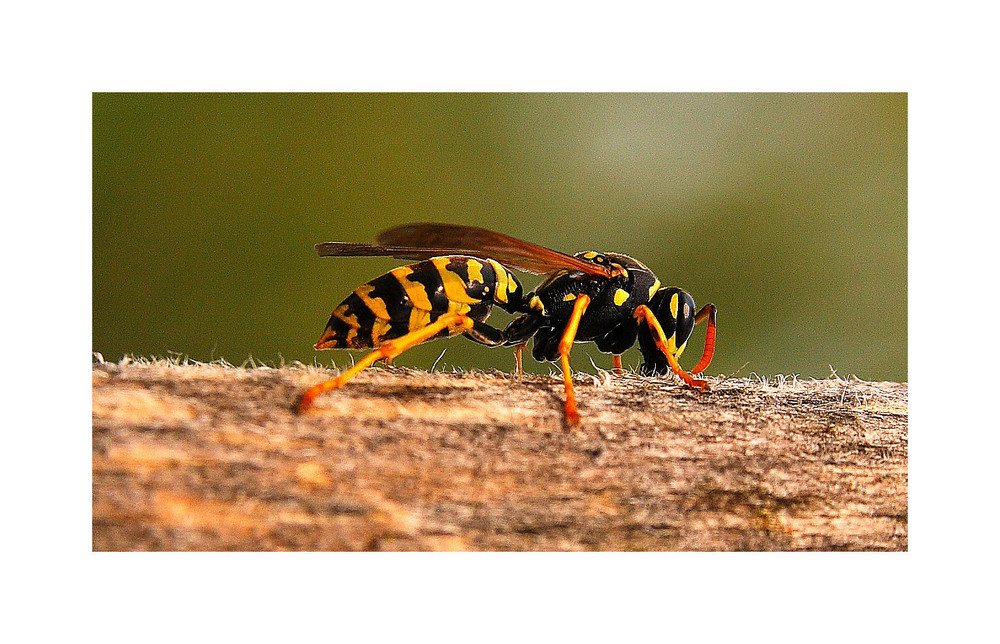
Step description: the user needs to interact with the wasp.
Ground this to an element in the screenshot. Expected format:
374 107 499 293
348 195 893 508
297 223 717 425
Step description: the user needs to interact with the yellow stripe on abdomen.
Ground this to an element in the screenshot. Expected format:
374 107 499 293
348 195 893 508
370 318 392 345
431 257 482 305
466 259 485 284
486 259 510 304
331 304 360 345
391 266 434 310
354 283 391 319
408 308 432 332
447 301 472 315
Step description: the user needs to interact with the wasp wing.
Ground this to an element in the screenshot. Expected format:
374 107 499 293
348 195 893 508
369 222 612 277
315 241 473 262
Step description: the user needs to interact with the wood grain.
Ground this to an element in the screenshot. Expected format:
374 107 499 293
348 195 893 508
93 360 907 551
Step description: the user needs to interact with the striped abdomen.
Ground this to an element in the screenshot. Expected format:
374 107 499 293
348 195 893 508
315 256 524 349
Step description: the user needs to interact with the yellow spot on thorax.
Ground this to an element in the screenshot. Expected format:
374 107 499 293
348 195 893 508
530 295 546 312
562 293 576 302
582 251 598 259
649 279 661 300
391 266 433 310
614 288 630 306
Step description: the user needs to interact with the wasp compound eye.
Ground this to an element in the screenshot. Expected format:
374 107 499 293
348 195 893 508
673 290 697 349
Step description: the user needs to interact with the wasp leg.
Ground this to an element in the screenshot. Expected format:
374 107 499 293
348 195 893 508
612 354 624 376
558 293 591 426
502 314 544 376
691 303 717 375
502 314 544 346
633 305 708 390
462 320 507 347
298 312 475 413
458 321 528 374
514 342 527 375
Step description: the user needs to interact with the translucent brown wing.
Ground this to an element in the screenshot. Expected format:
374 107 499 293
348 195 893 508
315 223 612 277
315 242 469 263
373 223 613 277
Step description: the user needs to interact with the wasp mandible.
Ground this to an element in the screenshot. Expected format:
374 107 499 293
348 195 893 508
297 223 717 425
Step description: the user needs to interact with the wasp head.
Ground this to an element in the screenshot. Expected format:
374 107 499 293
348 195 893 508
637 286 697 376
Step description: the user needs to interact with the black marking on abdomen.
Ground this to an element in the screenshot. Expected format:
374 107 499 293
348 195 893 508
404 261 450 311
364 272 411 320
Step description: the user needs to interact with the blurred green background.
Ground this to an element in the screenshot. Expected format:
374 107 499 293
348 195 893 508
93 93 906 381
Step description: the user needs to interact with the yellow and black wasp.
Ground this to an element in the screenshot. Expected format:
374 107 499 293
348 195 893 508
297 223 717 425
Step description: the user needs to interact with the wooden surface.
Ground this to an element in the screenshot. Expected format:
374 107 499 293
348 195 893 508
92 360 907 551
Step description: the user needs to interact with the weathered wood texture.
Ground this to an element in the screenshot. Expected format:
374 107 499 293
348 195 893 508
93 361 907 551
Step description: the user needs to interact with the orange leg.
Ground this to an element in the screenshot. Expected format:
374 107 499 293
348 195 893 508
558 294 591 426
298 313 474 413
691 303 717 375
633 305 708 390
514 342 527 375
612 354 624 376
